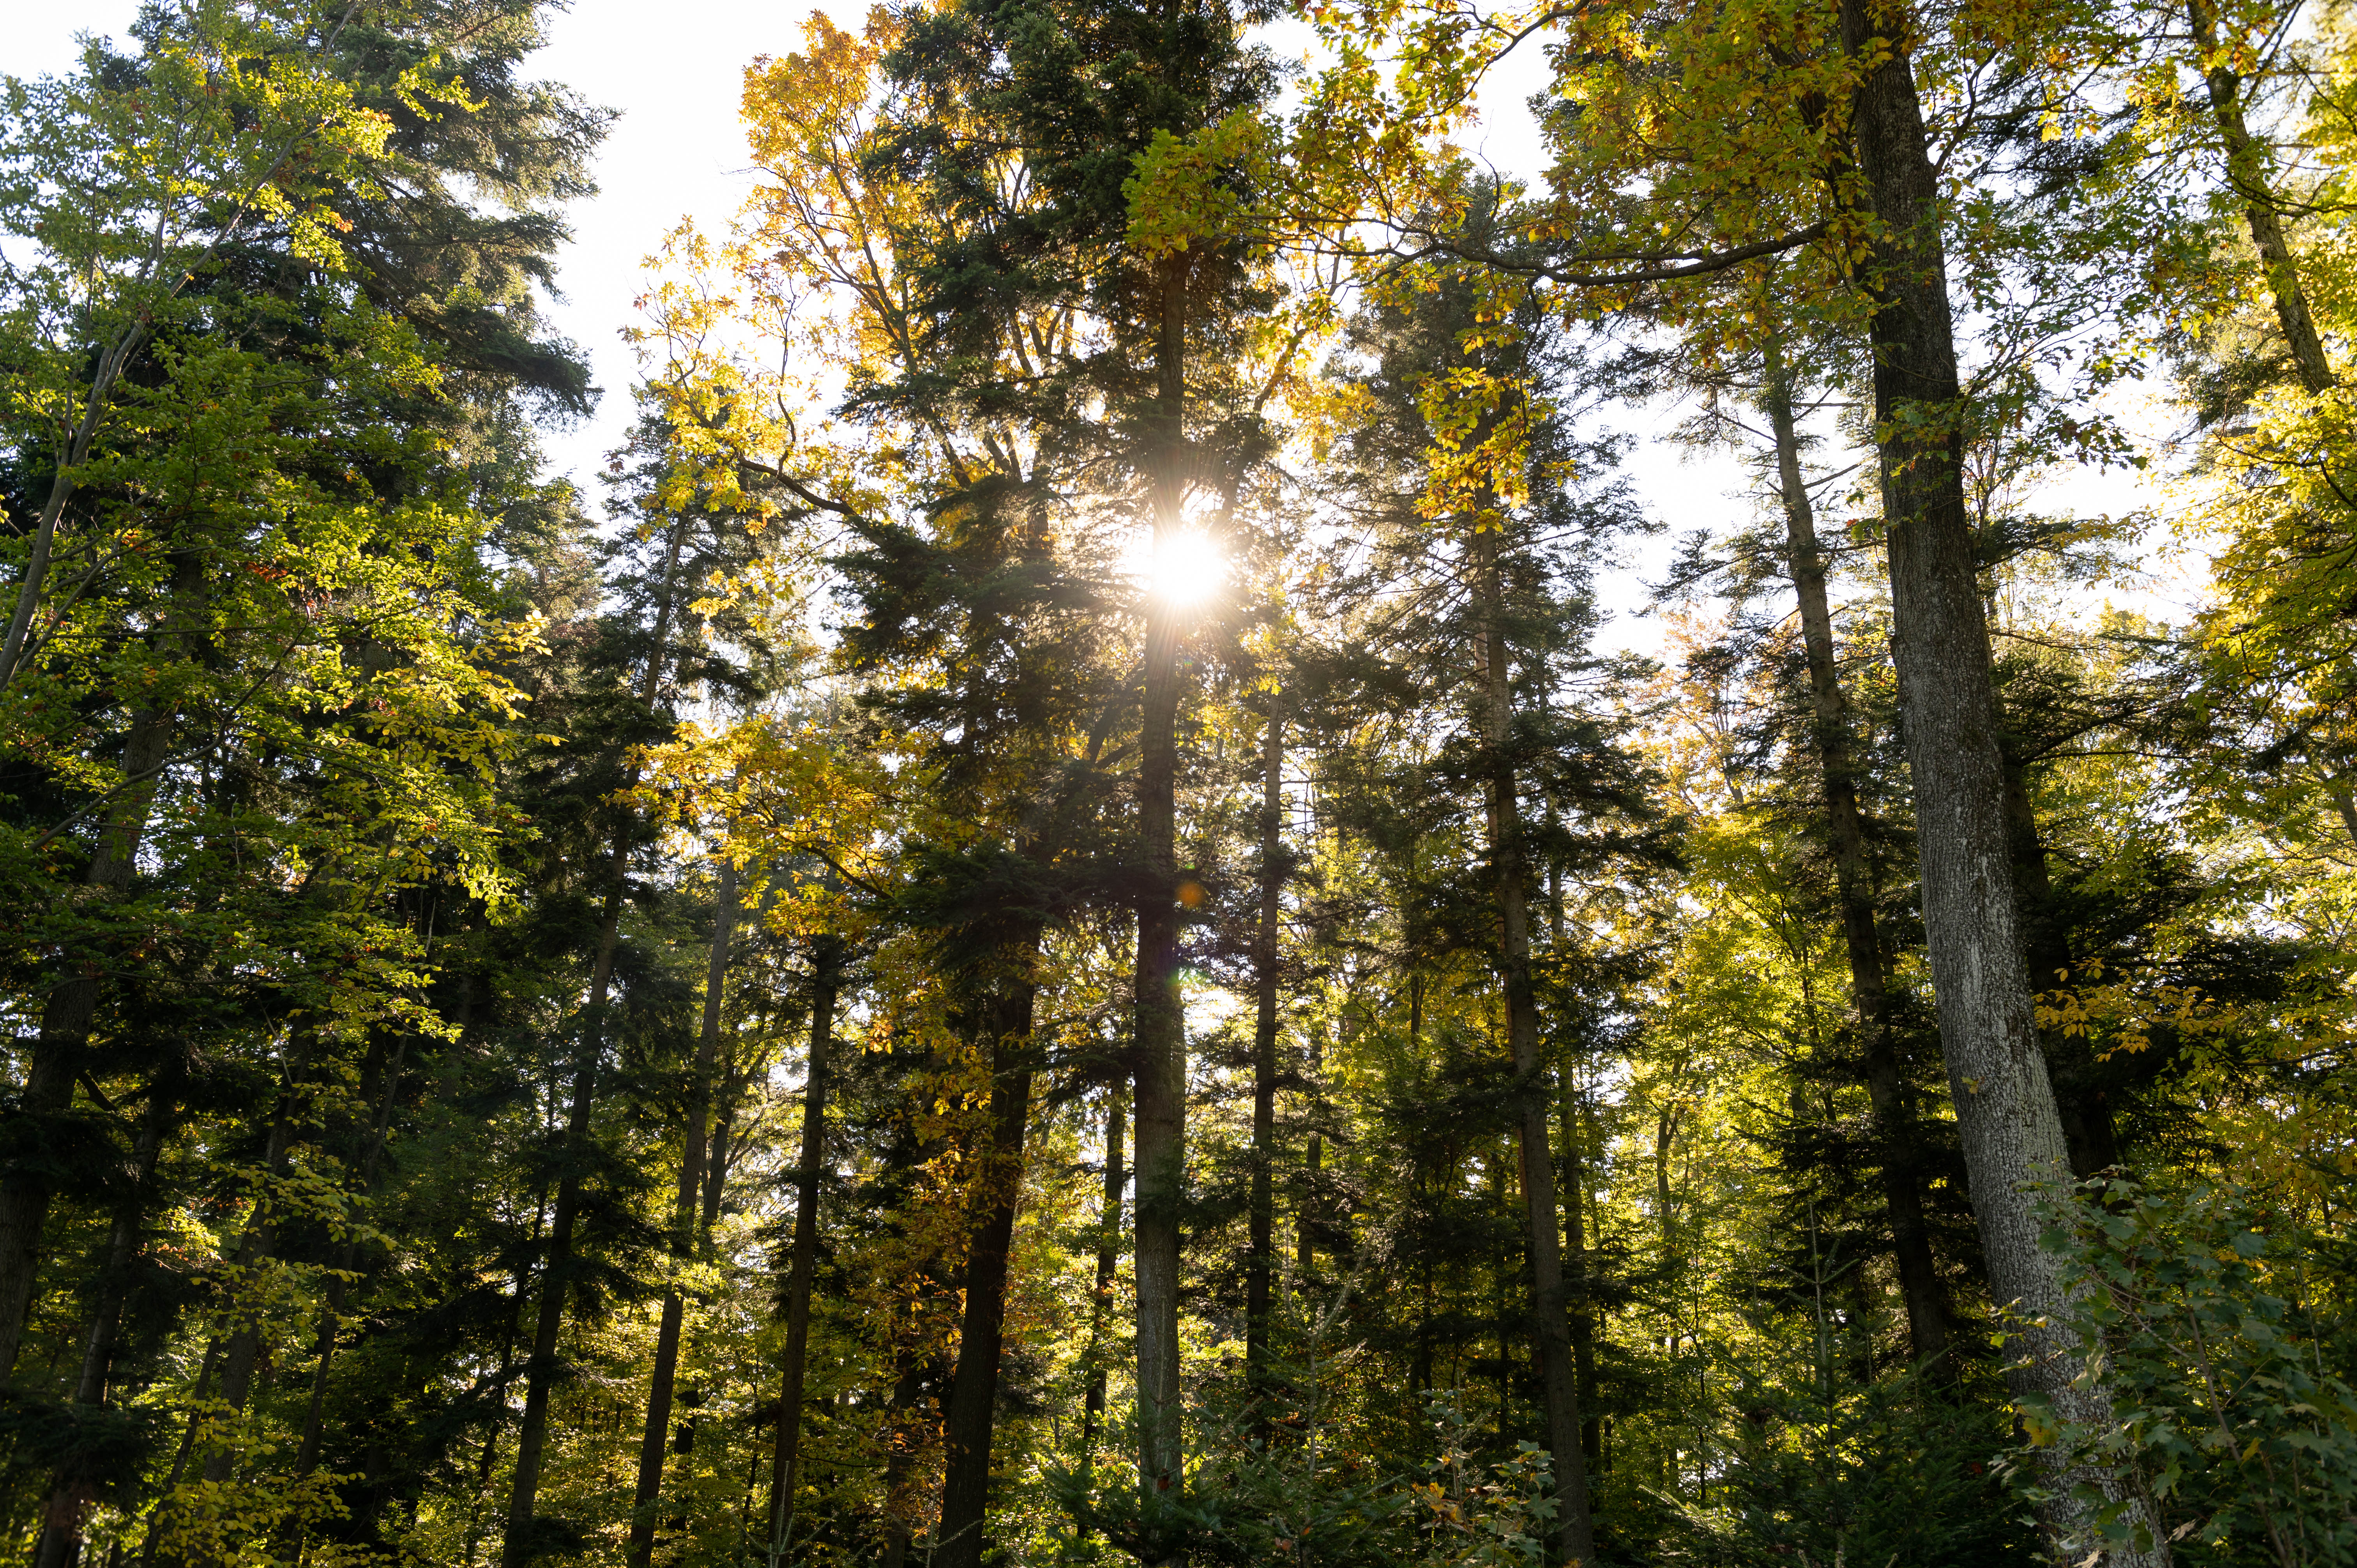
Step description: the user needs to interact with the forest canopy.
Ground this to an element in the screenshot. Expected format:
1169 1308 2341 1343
2 1 2354 1566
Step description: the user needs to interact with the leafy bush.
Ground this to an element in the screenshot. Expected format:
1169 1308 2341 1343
2023 1180 2357 1566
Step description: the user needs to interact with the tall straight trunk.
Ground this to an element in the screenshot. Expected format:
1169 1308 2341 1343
2189 0 2334 394
500 894 623 1568
1080 1090 1125 1466
504 516 688 1568
1558 1081 1599 1464
31 1076 176 1568
1761 339 1956 1374
1132 251 1193 1503
628 858 739 1568
1245 711 1283 1402
0 703 176 1382
1470 527 1595 1565
766 937 841 1563
1835 6 2163 1559
1297 1030 1322 1275
933 970 1040 1568
1544 867 1601 1461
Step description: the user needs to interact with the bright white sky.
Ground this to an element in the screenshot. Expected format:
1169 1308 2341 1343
11 0 2184 655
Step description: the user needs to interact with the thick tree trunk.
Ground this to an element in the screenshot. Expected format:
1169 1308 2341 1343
1132 251 1193 1505
1836 6 2164 1559
1762 340 1957 1374
1079 1090 1124 1467
933 973 1039 1568
765 937 840 1563
628 858 738 1568
1246 710 1283 1405
1471 527 1595 1565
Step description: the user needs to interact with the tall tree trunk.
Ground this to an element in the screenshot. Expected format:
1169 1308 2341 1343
1761 338 1957 1374
1132 250 1193 1505
0 704 176 1382
933 969 1039 1568
500 894 623 1568
1835 5 2164 1558
1558 1079 1599 1465
2188 0 2334 394
628 858 739 1568
1080 1090 1125 1468
1246 710 1284 1406
1298 1031 1323 1275
765 936 841 1564
1470 526 1595 1565
31 1074 177 1568
503 514 687 1568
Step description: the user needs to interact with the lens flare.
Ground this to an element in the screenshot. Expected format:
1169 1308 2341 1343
1145 528 1224 604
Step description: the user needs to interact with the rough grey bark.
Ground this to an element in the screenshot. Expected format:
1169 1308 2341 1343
628 858 739 1568
933 973 1039 1568
765 937 839 1565
1836 3 2165 1557
1471 525 1596 1565
1761 339 1957 1374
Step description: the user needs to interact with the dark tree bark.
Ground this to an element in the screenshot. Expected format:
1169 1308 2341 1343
1470 524 1595 1565
503 514 688 1568
1132 250 1194 1504
1080 1090 1125 1467
1246 710 1284 1404
628 858 739 1568
765 936 841 1561
1835 4 2163 1557
30 1072 177 1568
199 1112 297 1489
1761 337 1957 1374
499 895 621 1568
2001 765 2120 1178
0 703 175 1384
933 973 1039 1568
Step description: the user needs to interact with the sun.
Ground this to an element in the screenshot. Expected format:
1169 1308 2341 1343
1134 526 1225 605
